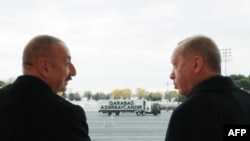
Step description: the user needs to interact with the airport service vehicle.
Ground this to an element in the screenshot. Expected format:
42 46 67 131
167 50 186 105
98 99 161 116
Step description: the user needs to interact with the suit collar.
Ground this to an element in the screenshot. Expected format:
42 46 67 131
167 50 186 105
14 75 53 93
188 75 239 98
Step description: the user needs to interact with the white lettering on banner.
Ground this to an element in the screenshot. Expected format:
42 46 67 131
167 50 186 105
100 105 142 110
109 100 134 106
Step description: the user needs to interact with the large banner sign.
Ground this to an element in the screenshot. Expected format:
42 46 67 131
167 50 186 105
100 100 143 110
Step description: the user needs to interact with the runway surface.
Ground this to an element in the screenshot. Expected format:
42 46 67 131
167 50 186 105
85 111 172 141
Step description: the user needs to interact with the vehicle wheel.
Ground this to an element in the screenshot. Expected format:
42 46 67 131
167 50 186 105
153 113 158 116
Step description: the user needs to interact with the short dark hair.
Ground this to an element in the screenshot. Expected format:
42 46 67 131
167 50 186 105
22 35 63 67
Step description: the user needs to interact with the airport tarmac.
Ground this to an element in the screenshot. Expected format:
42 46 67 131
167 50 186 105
85 111 172 141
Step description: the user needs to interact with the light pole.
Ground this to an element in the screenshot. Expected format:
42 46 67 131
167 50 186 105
220 48 232 76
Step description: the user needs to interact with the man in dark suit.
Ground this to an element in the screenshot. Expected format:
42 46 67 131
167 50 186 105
165 35 250 141
0 35 91 141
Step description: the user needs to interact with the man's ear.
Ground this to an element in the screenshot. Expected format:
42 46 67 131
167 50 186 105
37 58 49 77
192 56 203 73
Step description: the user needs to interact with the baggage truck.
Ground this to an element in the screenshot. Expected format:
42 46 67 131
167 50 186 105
98 99 161 116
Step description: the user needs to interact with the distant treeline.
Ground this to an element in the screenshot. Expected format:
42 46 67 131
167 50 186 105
1 74 250 101
63 74 250 101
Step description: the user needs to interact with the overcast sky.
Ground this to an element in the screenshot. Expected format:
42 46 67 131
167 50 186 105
0 0 249 94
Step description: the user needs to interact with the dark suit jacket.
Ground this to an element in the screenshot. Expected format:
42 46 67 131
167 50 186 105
165 76 250 141
0 75 91 141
